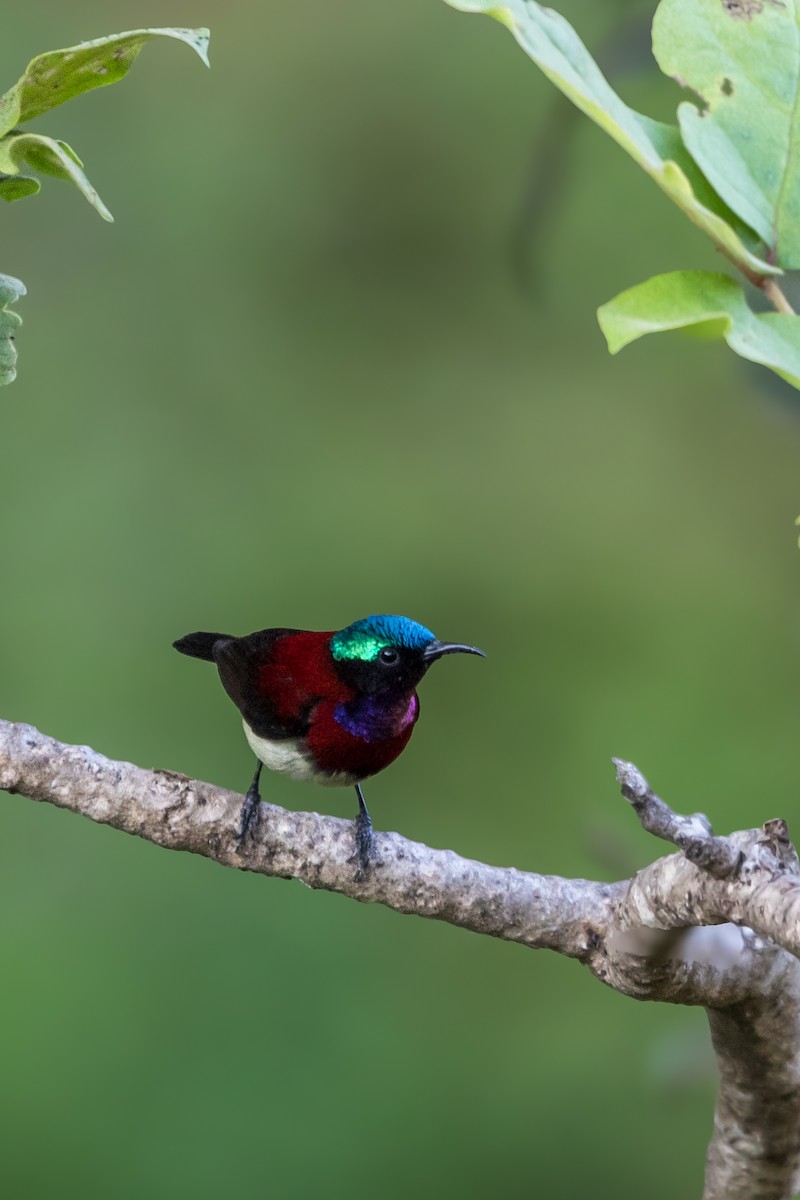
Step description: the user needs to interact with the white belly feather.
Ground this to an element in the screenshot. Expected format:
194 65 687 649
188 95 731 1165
243 721 359 788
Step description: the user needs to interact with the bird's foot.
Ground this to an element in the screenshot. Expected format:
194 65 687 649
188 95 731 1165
352 808 378 879
237 763 264 842
238 795 261 840
350 783 382 878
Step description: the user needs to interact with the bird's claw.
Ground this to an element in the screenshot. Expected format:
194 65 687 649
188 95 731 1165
237 785 262 842
351 808 379 878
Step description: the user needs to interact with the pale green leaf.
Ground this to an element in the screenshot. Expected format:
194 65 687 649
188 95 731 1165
0 131 112 220
0 27 210 136
598 270 800 388
0 274 26 385
443 0 779 277
653 0 800 268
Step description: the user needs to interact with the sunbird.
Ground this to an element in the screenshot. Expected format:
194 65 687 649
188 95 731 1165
173 614 484 866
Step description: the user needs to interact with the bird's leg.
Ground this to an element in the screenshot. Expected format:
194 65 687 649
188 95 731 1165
237 760 263 840
353 783 377 874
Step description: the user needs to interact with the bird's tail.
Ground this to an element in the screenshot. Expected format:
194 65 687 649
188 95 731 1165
172 631 231 662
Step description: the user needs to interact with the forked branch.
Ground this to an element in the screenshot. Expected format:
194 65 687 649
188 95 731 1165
2 719 799 1199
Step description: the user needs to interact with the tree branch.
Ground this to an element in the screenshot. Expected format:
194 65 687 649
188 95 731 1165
0 719 617 957
3 719 800 1198
613 759 800 960
612 759 800 1199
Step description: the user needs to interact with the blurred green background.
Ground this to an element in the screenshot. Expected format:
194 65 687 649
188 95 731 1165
2 2 799 1196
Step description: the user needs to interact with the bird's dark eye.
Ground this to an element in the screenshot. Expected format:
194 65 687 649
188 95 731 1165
379 647 399 665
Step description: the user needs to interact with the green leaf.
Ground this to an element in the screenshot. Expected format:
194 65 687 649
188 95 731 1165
653 0 800 268
442 0 779 278
0 27 210 135
0 131 113 220
598 270 800 388
0 175 40 202
0 274 26 385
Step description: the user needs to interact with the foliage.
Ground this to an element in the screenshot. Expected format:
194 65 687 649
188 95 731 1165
0 274 25 384
0 27 210 385
444 0 800 388
598 271 800 388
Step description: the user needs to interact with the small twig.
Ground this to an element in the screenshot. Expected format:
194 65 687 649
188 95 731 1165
613 757 741 878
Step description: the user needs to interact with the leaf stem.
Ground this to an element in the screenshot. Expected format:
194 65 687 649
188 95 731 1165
761 278 795 316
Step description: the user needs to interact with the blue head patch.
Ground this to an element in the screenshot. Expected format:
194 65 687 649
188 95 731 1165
330 614 435 662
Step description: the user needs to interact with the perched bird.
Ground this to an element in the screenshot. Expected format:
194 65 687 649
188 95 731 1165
173 614 484 866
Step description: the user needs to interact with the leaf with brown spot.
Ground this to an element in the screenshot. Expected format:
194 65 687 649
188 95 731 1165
442 0 777 280
654 0 800 265
0 27 209 133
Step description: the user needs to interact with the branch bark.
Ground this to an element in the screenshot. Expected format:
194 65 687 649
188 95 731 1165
2 719 800 1199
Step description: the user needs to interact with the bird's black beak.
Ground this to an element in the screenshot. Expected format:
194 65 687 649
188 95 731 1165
422 639 486 663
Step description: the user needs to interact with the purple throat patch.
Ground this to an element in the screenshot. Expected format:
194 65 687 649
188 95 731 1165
334 693 418 742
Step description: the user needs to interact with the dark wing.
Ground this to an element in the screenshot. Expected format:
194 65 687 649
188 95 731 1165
212 628 308 740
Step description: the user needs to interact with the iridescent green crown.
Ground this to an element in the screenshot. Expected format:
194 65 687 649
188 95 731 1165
330 614 435 662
